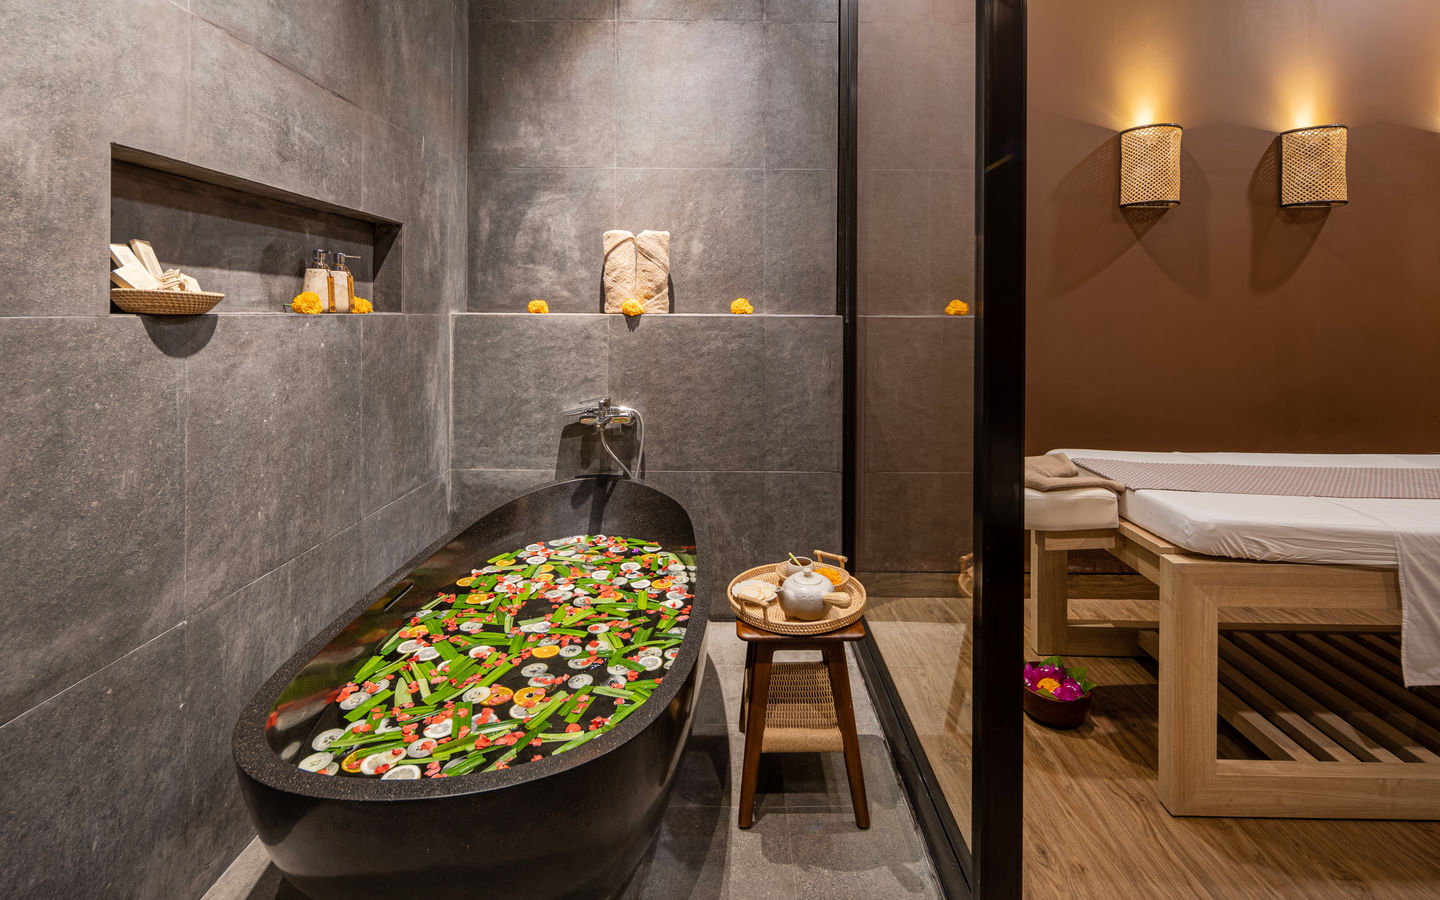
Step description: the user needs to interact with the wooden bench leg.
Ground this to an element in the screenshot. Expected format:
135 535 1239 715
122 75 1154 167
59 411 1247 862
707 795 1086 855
738 644 772 828
739 641 756 733
1157 557 1219 814
824 643 870 829
1031 533 1070 656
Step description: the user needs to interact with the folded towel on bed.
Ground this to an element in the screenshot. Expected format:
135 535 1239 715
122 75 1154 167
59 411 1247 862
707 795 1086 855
1024 452 1125 493
603 230 671 314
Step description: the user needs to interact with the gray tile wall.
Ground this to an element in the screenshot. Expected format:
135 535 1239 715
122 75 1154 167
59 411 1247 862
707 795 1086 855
459 1 843 608
451 314 843 607
0 2 466 896
856 0 976 572
466 2 837 314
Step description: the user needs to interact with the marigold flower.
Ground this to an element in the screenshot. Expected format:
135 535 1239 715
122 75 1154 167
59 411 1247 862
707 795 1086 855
350 297 373 314
527 299 550 314
731 297 753 315
291 291 323 314
944 299 969 316
621 298 645 317
1036 677 1061 695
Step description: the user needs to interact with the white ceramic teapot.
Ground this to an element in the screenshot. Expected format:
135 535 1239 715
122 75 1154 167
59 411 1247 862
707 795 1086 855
778 557 851 621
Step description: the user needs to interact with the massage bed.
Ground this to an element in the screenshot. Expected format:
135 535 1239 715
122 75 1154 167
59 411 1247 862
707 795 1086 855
1026 451 1440 819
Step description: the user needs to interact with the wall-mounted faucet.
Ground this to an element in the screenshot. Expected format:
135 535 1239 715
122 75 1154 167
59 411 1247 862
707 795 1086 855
563 397 645 479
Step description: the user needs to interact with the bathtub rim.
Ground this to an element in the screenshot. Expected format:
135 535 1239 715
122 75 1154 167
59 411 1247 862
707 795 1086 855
232 475 711 803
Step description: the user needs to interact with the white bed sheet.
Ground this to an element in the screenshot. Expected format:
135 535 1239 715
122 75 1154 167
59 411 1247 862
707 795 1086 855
1056 449 1440 567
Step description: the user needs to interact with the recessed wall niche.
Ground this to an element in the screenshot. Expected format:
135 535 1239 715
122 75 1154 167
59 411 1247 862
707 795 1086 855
109 145 401 314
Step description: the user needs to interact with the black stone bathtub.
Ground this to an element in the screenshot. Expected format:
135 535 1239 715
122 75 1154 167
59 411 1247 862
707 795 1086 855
233 477 708 900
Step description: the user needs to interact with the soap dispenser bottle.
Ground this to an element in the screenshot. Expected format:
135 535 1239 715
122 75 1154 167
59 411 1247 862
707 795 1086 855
303 249 335 312
332 252 360 313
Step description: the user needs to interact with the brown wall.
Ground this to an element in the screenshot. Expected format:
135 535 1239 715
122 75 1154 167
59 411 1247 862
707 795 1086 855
1027 0 1440 455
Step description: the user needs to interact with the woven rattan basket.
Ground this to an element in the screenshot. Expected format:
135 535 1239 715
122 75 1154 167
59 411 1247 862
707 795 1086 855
111 288 224 316
727 561 866 635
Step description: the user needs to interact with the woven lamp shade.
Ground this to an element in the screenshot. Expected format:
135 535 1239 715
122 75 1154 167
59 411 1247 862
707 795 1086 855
1119 124 1182 208
1280 125 1348 207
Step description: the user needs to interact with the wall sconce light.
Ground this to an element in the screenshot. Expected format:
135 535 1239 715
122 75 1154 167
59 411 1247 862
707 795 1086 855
1279 125 1348 207
1119 123 1182 208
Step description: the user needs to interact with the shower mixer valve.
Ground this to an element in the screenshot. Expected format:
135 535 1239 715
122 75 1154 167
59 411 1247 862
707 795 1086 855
562 398 645 479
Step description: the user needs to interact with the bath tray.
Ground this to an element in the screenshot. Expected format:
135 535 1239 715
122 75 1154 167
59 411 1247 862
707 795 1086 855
111 288 224 316
727 562 867 635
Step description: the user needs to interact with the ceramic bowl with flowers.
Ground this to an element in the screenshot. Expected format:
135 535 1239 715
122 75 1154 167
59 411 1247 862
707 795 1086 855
1023 656 1096 729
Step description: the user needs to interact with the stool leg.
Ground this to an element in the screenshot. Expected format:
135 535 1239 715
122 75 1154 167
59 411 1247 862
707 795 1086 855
824 644 869 829
739 641 756 732
738 645 772 829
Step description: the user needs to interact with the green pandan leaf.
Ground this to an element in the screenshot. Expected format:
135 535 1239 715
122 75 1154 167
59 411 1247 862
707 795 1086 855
1067 666 1088 683
1041 655 1063 667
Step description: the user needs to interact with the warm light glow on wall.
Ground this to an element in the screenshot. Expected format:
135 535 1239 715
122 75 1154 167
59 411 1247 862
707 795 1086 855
1119 124 1182 208
1279 125 1349 208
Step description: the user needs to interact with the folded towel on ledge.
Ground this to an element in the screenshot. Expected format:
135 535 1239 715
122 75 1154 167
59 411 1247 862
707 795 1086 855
603 230 671 314
1025 452 1125 493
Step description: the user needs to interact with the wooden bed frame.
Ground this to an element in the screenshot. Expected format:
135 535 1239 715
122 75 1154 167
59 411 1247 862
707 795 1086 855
1030 519 1440 819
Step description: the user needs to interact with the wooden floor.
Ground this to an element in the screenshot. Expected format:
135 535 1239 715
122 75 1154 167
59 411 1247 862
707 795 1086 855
865 582 1440 900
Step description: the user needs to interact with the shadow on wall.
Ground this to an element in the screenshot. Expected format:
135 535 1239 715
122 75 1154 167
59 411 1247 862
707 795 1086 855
141 313 218 357
1045 123 1210 298
1248 134 1331 292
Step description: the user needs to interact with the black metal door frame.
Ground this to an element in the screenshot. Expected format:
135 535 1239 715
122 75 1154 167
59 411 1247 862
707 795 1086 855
838 1 1026 897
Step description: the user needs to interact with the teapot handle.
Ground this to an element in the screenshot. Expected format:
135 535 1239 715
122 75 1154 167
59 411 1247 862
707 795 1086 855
822 591 851 609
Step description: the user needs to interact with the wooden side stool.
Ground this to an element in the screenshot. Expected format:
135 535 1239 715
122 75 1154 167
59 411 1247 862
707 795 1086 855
735 619 869 829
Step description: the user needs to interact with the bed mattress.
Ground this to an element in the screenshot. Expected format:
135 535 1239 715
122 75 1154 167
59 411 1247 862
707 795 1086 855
1057 450 1440 567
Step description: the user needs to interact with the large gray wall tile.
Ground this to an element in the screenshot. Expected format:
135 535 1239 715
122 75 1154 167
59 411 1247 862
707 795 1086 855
644 470 770 614
616 21 766 168
857 22 930 171
859 472 972 572
0 627 188 899
452 314 610 468
189 18 364 210
361 315 450 512
468 168 615 311
764 315 843 471
857 169 929 314
0 318 185 723
609 315 766 471
765 0 838 21
191 0 371 105
862 315 974 473
0 0 189 316
616 169 765 310
405 145 467 314
764 23 837 169
928 170 976 303
185 316 362 605
451 468 555 527
181 568 307 898
764 170 837 314
360 476 451 589
365 0 460 161
765 472 843 562
361 113 420 225
620 0 762 19
470 19 616 168
474 0 616 19
927 23 975 173
289 523 369 636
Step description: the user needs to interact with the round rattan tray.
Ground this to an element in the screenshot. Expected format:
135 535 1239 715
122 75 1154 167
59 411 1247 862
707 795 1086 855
727 562 867 635
111 288 224 316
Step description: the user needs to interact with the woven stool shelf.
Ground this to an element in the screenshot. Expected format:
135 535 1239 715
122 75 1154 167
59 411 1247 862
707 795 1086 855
727 562 867 635
111 288 224 316
735 618 869 830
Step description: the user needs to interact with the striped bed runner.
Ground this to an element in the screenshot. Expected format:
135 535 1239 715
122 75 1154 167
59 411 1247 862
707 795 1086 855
1069 458 1440 500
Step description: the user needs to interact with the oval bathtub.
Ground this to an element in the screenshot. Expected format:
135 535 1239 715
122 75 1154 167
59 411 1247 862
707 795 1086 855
233 477 709 900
